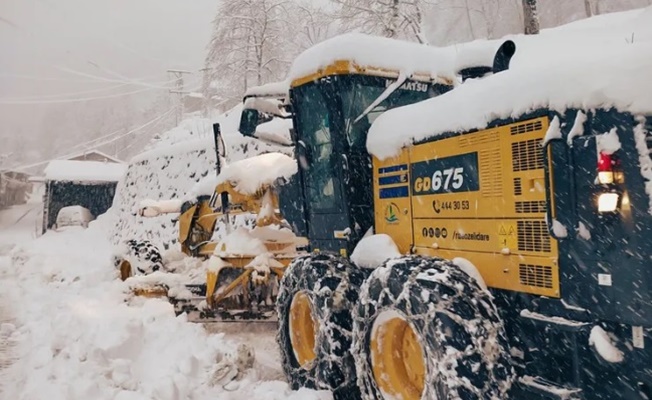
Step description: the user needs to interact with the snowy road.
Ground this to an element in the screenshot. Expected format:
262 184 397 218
0 203 36 397
0 204 330 400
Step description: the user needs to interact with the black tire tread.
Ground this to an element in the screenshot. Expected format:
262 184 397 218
353 256 514 400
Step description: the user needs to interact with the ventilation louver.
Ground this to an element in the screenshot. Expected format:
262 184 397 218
519 264 553 288
517 220 551 252
512 139 544 171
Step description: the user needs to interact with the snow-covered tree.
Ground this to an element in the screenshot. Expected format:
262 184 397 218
330 0 429 43
203 0 293 108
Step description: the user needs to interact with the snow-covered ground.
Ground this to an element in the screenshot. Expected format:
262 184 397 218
0 201 330 400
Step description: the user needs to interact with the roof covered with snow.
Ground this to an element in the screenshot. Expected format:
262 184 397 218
244 80 290 97
368 7 652 159
288 33 457 84
66 149 122 164
44 160 126 183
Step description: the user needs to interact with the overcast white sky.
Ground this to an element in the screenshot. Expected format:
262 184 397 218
0 0 217 147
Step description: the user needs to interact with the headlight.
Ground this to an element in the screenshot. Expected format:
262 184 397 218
597 171 614 185
598 193 619 213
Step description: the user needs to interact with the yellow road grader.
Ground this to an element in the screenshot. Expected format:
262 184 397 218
120 30 652 400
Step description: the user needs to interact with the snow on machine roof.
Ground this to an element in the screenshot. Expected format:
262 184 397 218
367 7 652 159
288 33 458 87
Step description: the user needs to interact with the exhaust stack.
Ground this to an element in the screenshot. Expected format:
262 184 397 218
458 40 516 81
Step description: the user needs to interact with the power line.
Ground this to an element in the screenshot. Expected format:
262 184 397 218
55 67 183 90
0 71 163 84
0 81 179 105
9 106 177 171
0 74 201 104
0 82 132 101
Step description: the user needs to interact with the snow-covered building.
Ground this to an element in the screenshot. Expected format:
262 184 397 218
41 158 126 233
65 149 122 164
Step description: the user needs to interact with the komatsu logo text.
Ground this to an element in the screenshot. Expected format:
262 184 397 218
386 79 428 92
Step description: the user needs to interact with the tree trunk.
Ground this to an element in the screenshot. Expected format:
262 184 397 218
584 0 593 17
386 0 400 38
522 0 540 35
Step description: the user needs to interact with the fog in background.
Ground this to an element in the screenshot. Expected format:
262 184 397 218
2 0 650 172
0 0 216 168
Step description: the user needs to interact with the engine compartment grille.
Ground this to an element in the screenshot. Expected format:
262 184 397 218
519 264 553 288
510 120 543 135
517 220 551 252
512 139 544 171
516 201 547 214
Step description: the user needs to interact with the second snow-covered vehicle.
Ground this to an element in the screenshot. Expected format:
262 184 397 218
241 14 652 400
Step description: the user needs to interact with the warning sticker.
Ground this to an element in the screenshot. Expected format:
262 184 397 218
498 223 517 250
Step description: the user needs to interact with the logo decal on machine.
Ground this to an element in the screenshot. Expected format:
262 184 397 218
385 203 400 223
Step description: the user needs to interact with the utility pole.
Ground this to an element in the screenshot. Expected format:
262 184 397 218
198 67 214 119
167 69 192 125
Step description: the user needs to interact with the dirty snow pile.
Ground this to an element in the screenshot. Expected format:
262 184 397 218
367 7 652 158
0 210 330 400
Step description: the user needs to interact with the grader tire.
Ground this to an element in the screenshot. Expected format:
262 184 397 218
352 256 514 400
276 253 366 398
115 239 165 276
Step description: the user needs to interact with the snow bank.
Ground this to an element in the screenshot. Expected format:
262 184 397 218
44 160 126 183
0 211 330 400
368 7 652 159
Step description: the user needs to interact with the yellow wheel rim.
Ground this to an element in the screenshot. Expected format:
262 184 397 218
289 291 318 367
119 260 132 281
371 312 426 400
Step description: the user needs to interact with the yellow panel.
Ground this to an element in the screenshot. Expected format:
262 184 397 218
373 116 560 297
414 247 559 297
178 204 197 243
408 117 550 220
290 60 452 89
373 151 413 254
412 218 556 256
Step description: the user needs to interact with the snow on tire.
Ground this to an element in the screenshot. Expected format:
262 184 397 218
352 256 514 400
276 253 366 398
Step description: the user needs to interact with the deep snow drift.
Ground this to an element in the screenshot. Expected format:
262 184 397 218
0 205 330 400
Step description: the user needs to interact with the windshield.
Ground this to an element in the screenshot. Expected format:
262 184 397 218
293 75 440 214
341 77 435 149
294 83 340 212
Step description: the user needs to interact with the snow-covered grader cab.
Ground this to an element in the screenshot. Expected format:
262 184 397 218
239 27 652 400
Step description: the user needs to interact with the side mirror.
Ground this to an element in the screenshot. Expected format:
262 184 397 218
239 108 261 137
